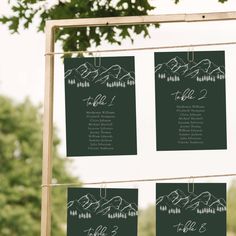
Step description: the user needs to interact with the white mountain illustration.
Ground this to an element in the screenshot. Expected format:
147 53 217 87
155 56 225 82
68 193 138 219
65 62 135 88
156 189 226 215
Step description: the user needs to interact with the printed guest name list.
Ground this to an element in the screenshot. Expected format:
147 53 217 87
176 104 205 145
86 110 115 152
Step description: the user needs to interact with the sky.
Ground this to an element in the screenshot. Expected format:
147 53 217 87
1 0 236 208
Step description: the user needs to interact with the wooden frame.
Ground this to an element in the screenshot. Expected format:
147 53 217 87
41 11 236 236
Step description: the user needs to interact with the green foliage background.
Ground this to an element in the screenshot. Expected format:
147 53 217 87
0 0 156 52
0 0 227 52
227 180 236 235
0 96 78 235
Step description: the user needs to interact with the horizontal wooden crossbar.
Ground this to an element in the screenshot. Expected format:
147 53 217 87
46 11 236 29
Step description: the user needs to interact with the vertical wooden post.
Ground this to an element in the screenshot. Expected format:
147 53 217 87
41 22 55 236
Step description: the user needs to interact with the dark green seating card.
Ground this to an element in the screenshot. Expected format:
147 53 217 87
67 188 138 236
156 183 226 236
155 51 227 151
65 56 137 156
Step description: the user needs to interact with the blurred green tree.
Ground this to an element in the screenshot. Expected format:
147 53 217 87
0 96 78 236
0 0 227 53
139 205 155 236
228 180 236 236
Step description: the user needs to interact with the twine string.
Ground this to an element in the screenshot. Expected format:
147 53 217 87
41 173 236 188
45 41 236 56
